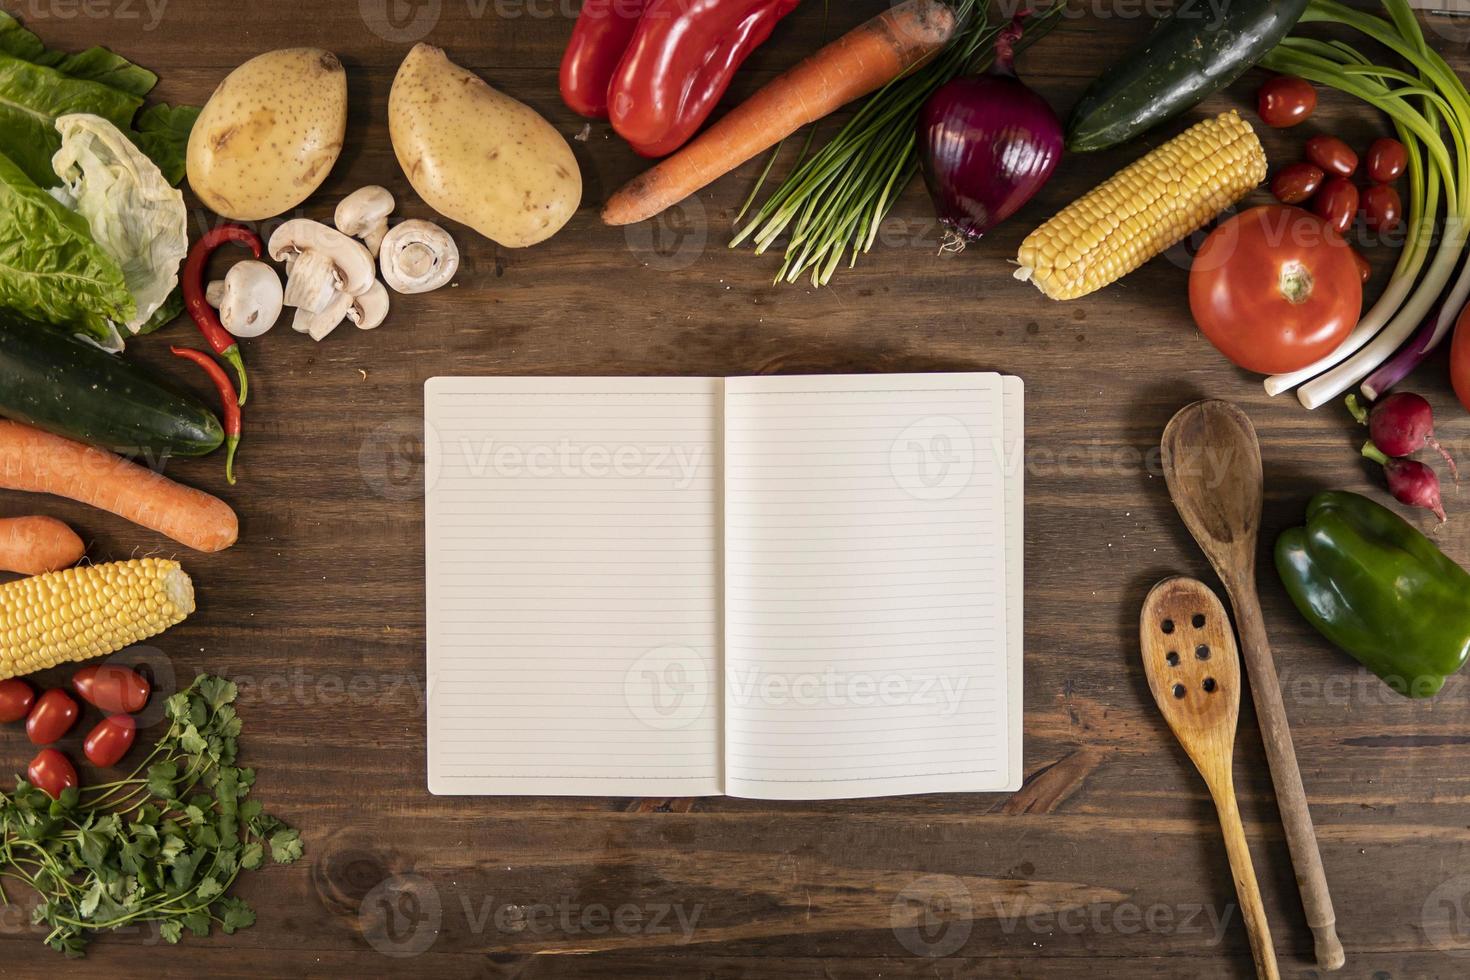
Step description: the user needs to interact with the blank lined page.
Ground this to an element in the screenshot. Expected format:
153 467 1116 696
425 377 723 796
722 373 1016 799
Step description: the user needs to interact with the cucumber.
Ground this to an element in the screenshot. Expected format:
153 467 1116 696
0 313 223 458
1066 0 1310 152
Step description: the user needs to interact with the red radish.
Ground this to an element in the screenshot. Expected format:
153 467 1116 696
1348 392 1459 482
1364 443 1447 523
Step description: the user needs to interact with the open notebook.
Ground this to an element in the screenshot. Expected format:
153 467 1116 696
425 374 1024 799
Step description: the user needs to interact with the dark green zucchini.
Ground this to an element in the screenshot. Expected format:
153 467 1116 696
1066 0 1310 152
0 313 223 458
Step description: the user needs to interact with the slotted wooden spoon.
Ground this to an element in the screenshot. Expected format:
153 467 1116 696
1162 400 1344 971
1142 577 1279 980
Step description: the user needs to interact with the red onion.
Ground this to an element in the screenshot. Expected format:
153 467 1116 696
917 15 1062 251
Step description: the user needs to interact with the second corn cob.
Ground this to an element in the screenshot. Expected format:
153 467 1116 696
1015 110 1267 301
0 559 195 680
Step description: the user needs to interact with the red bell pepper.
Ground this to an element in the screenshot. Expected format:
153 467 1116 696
561 0 650 119
609 0 802 158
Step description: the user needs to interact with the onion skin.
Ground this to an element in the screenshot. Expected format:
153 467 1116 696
917 72 1062 246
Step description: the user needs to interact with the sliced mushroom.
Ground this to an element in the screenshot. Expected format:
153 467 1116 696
216 261 283 339
379 219 459 294
292 290 354 342
348 281 390 330
206 280 226 307
269 219 375 314
335 186 395 257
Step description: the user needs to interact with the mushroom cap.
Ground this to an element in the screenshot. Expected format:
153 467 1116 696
335 186 395 238
292 289 354 342
348 280 391 330
206 280 226 308
270 218 376 299
380 219 459 294
218 260 283 339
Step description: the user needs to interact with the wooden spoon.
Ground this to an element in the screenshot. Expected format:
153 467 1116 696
1141 577 1279 980
1161 400 1344 971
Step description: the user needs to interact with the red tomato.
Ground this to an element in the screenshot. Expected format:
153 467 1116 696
1270 162 1325 205
26 749 77 800
0 678 35 723
72 664 150 714
1366 137 1407 183
1305 135 1359 177
83 715 137 768
1188 205 1362 375
26 689 79 745
1452 303 1470 414
1361 183 1402 232
1350 248 1371 284
1257 75 1317 128
1312 177 1360 235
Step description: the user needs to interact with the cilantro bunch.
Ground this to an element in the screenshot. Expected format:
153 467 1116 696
0 674 302 957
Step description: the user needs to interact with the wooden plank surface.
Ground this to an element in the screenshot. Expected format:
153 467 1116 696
2 0 1470 976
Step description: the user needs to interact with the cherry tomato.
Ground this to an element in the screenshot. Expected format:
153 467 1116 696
26 689 78 745
1189 205 1362 375
0 678 35 723
1312 176 1360 235
1271 162 1325 205
72 664 150 714
1305 135 1359 177
83 715 137 768
1361 183 1402 232
26 748 77 800
1257 75 1317 128
1350 248 1372 284
1366 137 1407 183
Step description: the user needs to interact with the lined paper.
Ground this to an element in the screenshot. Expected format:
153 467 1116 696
722 374 1016 799
425 377 723 796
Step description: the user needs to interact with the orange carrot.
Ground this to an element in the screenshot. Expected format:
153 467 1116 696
602 0 958 227
0 516 85 575
0 421 238 553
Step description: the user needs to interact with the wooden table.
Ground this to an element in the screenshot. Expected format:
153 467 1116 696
4 1 1470 976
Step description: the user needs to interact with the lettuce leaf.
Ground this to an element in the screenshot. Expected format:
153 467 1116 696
0 13 155 96
0 149 132 346
51 114 187 334
131 103 201 187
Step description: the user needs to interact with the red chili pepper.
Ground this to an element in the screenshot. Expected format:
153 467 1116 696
183 224 261 405
560 0 650 119
608 0 801 158
171 346 242 485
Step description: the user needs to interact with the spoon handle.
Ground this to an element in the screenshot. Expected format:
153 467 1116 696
1229 580 1345 972
1209 776 1280 980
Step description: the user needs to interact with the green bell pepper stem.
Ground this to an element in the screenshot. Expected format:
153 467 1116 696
1276 491 1470 697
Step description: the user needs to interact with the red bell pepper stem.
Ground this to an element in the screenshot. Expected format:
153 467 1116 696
171 346 242 485
183 224 262 406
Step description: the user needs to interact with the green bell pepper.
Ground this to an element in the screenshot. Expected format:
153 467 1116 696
1276 491 1470 698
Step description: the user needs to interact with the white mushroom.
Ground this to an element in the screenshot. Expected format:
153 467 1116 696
268 219 375 314
348 281 390 330
292 290 354 342
379 219 459 294
215 261 283 339
335 186 395 257
206 280 226 308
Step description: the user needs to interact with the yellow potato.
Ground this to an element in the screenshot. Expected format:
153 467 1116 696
187 48 347 221
389 44 581 248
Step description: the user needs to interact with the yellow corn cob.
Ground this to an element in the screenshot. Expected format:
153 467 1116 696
1016 110 1267 301
0 559 194 679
